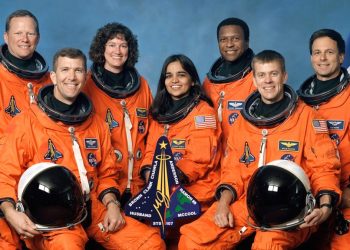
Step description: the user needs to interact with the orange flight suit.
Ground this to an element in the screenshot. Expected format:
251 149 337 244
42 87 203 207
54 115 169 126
179 99 341 250
0 61 50 250
0 102 164 250
202 71 255 150
298 72 350 250
141 100 221 211
0 63 51 135
84 72 153 197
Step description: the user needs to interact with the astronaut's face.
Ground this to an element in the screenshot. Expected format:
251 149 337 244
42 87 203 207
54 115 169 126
218 25 248 62
311 36 344 81
253 60 287 105
164 60 193 100
51 56 87 105
104 35 128 73
4 16 39 60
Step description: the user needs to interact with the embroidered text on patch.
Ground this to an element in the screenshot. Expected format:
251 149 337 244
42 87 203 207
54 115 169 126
278 140 299 151
327 120 344 130
136 108 148 118
85 138 98 149
171 139 186 149
195 115 216 129
227 100 244 110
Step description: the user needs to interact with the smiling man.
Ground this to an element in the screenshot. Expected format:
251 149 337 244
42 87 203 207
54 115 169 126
298 29 350 250
0 9 51 250
179 50 340 249
0 48 164 250
203 17 255 151
0 10 51 134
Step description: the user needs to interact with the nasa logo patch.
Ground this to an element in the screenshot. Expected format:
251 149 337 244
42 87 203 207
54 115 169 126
330 133 340 146
228 113 239 125
88 153 98 167
281 154 295 161
138 120 145 134
173 152 183 162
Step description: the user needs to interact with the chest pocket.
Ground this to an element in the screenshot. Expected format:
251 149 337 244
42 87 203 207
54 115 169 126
186 137 213 164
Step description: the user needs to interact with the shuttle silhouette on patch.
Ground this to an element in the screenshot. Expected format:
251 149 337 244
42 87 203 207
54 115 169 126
5 96 21 117
124 136 201 239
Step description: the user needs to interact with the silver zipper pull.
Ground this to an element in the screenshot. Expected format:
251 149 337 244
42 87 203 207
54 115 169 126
258 129 268 167
217 91 225 122
120 100 128 114
69 126 77 143
163 124 169 136
27 82 36 104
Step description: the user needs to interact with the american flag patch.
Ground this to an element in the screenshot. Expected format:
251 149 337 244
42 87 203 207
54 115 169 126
312 119 328 134
195 115 216 129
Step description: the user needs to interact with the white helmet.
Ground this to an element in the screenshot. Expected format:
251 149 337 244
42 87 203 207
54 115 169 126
246 160 315 231
17 162 87 231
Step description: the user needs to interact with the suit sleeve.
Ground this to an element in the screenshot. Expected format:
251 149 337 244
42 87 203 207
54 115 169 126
0 117 33 201
339 124 350 189
96 122 121 199
303 112 341 202
216 136 245 200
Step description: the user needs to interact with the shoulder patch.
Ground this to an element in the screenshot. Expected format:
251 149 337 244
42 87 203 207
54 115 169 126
278 140 299 151
281 154 295 161
327 120 344 130
194 115 216 129
105 108 119 130
138 120 146 134
87 153 98 167
239 142 255 165
5 95 21 117
44 139 63 163
85 138 98 149
227 100 244 110
330 133 340 146
171 139 186 149
312 119 328 134
228 112 239 125
136 108 148 118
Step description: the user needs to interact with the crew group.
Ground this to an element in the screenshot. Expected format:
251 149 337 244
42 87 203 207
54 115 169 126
0 9 349 250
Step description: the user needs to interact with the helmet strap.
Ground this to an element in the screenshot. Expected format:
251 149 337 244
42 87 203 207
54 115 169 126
69 127 90 200
120 100 134 190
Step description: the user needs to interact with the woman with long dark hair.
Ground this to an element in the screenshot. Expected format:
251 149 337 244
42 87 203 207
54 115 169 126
141 54 221 243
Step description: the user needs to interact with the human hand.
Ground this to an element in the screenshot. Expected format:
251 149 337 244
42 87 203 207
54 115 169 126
299 206 332 229
4 206 41 238
102 202 125 232
214 201 234 228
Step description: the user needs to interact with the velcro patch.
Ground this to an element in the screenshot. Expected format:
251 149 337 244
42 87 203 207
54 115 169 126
327 120 344 130
312 119 328 134
136 108 148 118
195 115 216 129
227 100 244 110
171 139 186 149
85 138 98 149
278 140 299 151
